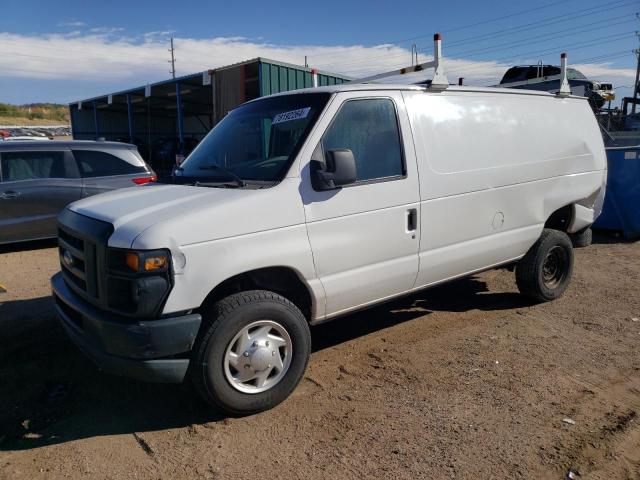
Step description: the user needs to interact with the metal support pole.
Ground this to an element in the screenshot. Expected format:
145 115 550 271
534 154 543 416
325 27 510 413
430 33 448 89
126 94 134 143
69 105 76 139
92 101 100 139
558 53 571 97
632 48 639 115
176 82 184 155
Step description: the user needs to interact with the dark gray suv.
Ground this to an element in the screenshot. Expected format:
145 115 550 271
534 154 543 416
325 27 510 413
0 141 155 244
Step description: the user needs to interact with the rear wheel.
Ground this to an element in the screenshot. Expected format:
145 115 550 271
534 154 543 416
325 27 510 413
516 229 574 302
190 290 311 415
571 227 593 248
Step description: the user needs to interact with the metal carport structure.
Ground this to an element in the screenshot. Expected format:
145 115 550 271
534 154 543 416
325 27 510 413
70 58 350 175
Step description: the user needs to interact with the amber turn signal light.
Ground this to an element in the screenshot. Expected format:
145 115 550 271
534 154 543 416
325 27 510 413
125 252 140 272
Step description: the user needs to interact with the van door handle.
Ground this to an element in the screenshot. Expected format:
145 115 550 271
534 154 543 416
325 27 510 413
406 208 417 233
0 191 20 199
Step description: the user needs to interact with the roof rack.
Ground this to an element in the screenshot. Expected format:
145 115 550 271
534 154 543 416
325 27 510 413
557 52 571 97
352 33 449 90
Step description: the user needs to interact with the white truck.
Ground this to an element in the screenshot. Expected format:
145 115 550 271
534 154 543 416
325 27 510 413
52 71 606 414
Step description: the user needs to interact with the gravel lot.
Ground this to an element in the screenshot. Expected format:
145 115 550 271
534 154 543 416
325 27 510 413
1 234 639 479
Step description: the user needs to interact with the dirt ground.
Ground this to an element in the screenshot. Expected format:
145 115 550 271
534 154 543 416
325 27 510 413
0 234 639 480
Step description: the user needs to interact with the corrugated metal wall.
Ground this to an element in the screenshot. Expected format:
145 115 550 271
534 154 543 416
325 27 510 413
259 60 348 96
215 66 245 124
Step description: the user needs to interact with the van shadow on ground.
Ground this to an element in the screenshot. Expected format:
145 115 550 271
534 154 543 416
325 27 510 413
0 275 531 452
0 238 58 254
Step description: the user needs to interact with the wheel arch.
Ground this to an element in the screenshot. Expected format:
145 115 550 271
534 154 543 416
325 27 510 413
199 266 316 323
544 204 574 233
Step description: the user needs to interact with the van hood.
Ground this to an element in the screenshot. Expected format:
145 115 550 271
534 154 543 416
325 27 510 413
68 179 305 249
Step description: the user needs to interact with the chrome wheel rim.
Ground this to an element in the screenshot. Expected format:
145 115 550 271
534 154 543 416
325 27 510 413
542 246 567 289
223 320 292 394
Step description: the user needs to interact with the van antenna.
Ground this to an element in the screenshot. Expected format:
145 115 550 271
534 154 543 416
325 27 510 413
352 33 449 90
557 52 571 97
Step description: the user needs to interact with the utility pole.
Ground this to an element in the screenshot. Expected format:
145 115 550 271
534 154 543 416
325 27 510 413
169 37 176 79
632 46 639 114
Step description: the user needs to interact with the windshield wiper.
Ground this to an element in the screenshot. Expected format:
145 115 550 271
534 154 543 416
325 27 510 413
198 164 245 187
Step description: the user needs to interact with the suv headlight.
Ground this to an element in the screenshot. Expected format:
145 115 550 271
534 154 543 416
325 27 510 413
106 248 173 317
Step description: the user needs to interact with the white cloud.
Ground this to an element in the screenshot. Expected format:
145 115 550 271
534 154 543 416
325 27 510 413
0 31 635 97
142 30 176 39
57 21 86 28
573 63 636 84
88 27 125 35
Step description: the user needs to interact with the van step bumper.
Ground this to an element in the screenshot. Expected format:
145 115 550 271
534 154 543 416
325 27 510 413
52 272 201 383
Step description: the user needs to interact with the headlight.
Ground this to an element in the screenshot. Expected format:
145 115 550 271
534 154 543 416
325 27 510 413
106 248 173 317
123 250 170 273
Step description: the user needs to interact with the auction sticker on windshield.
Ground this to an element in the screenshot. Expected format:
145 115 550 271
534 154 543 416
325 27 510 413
272 107 311 125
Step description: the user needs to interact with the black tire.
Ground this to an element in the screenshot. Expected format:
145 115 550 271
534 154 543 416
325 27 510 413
516 229 574 302
571 227 593 248
190 290 311 415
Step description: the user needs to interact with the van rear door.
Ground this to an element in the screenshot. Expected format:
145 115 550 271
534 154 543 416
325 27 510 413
300 92 421 317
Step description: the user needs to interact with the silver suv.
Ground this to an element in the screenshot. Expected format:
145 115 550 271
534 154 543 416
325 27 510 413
0 140 155 244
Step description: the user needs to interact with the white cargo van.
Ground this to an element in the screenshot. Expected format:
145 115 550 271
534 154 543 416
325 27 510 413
52 81 606 414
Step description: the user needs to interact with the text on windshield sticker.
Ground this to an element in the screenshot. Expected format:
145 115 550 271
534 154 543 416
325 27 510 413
272 107 311 125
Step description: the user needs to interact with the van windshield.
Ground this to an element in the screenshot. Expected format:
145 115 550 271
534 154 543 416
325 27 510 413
176 93 331 184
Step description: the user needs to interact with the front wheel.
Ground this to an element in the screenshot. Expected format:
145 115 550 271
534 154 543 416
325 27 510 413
190 290 311 415
516 229 574 302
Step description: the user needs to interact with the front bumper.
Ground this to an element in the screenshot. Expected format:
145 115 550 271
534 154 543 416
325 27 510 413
52 272 201 383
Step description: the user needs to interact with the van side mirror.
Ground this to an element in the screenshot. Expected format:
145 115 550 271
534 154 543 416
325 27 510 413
311 149 357 190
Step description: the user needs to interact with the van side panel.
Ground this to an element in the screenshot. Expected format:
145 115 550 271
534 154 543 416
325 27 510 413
403 91 606 289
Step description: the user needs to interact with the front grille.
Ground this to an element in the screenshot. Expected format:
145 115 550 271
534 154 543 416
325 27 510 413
57 209 114 307
58 227 96 298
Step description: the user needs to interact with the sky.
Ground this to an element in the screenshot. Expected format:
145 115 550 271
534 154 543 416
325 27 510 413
0 0 637 105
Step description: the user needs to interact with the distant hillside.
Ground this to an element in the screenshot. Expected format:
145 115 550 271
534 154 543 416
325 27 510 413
0 103 70 126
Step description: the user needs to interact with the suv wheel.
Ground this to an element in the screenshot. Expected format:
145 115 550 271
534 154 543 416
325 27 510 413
190 290 311 415
516 228 574 302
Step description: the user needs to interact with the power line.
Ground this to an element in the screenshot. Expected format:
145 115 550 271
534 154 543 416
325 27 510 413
331 13 637 77
445 0 637 49
573 49 636 63
311 0 637 73
309 0 634 65
338 30 635 79
451 17 636 59
317 9 637 72
307 0 578 61
445 33 636 77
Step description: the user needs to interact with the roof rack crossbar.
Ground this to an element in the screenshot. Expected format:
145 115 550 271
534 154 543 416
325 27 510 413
352 33 449 90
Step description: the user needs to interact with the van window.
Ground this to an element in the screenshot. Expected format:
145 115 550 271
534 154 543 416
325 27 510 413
73 150 146 177
1 151 68 181
178 93 330 183
322 98 404 182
